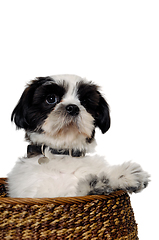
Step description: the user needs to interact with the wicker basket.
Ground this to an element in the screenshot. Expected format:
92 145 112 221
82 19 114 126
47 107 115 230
0 178 138 240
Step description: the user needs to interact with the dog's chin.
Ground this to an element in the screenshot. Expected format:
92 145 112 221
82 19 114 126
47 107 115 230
51 122 88 139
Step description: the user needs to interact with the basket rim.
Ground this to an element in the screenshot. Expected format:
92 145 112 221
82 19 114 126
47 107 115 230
0 177 127 205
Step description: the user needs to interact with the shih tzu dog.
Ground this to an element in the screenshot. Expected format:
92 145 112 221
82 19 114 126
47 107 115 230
8 74 150 198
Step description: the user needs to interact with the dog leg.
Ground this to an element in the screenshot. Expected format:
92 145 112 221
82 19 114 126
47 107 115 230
76 161 150 196
108 161 150 193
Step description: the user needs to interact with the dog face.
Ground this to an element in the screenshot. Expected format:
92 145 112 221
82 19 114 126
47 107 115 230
11 75 110 150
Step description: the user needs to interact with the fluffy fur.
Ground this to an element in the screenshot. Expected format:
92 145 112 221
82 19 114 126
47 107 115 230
8 74 150 197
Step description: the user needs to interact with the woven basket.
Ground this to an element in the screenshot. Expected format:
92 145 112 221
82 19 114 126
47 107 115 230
0 178 138 240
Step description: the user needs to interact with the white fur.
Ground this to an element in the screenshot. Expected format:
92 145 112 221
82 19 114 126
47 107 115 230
8 154 106 197
8 152 150 198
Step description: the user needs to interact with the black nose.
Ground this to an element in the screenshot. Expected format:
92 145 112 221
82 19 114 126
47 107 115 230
66 104 80 116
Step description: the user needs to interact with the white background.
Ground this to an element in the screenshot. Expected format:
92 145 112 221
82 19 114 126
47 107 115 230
0 1 159 239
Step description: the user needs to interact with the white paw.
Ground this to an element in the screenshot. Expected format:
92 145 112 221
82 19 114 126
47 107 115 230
113 161 150 193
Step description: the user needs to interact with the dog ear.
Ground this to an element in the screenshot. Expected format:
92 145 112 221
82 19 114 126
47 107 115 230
11 77 50 129
11 84 35 129
95 92 110 134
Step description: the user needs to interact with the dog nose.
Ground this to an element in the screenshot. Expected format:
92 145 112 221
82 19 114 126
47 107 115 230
66 104 80 116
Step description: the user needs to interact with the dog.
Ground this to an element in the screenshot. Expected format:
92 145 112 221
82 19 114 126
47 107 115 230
8 74 150 197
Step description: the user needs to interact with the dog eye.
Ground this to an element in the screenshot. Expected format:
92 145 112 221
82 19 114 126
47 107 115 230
46 94 58 104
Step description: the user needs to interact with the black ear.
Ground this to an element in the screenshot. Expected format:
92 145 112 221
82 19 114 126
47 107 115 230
95 92 110 134
11 85 35 129
11 77 51 129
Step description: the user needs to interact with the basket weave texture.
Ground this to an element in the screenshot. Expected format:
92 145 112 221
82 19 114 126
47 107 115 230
0 178 138 240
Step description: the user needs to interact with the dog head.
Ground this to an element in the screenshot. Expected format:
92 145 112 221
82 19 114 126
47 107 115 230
11 75 110 151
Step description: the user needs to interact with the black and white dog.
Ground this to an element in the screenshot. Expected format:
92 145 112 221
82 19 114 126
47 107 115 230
8 74 150 197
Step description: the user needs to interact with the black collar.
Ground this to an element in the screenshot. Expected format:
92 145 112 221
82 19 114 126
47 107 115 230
27 144 86 158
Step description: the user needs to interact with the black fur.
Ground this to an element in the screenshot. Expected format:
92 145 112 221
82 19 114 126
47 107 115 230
11 77 66 131
95 92 110 133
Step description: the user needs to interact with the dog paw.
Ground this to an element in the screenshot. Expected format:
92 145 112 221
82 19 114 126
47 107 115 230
76 173 113 196
115 161 150 193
